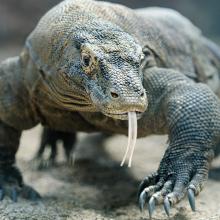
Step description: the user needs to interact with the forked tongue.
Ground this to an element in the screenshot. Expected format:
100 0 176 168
120 112 137 167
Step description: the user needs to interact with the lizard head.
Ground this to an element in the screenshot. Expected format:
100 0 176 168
27 15 148 120
73 28 148 120
80 42 147 119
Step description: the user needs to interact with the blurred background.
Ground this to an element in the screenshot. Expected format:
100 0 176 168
0 0 220 49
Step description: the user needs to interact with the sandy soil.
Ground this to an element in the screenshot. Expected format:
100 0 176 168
0 46 220 220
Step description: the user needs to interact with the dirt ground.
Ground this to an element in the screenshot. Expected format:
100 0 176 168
0 46 220 220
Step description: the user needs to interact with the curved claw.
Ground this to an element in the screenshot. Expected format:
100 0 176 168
137 173 158 198
188 188 196 211
139 190 147 211
164 197 171 217
148 197 156 219
138 180 148 198
11 188 17 202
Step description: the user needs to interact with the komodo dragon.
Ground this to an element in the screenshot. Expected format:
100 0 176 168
1 0 220 217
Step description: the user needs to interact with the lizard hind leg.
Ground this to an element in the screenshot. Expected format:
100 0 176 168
32 128 77 169
63 132 77 166
32 128 57 170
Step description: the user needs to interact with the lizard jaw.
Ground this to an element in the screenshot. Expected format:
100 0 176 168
103 111 144 120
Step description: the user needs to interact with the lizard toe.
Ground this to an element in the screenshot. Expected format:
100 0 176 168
20 184 41 201
164 174 190 206
137 172 159 198
147 180 174 217
187 172 207 211
139 185 160 211
188 173 207 195
138 177 165 211
0 166 41 202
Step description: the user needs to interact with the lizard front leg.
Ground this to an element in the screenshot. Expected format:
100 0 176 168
0 56 40 201
138 67 220 217
0 120 40 201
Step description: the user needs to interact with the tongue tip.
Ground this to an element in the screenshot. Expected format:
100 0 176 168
120 111 137 168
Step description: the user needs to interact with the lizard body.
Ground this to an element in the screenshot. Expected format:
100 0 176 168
0 0 220 217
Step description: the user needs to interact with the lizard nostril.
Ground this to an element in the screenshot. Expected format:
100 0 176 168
110 92 119 99
140 92 145 97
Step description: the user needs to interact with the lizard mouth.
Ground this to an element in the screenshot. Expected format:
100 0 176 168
104 111 144 120
103 111 141 167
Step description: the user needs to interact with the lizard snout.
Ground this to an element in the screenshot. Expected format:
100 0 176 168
109 88 145 100
102 87 148 120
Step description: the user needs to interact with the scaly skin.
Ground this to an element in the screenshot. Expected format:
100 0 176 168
0 0 220 217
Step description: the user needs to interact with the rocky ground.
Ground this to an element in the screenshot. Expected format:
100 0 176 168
0 46 220 220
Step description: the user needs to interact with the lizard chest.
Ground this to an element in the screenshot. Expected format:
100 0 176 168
32 88 166 136
34 104 159 137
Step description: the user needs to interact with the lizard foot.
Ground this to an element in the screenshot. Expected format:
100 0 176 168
32 156 75 170
138 152 210 218
0 166 41 201
31 157 55 170
65 153 76 167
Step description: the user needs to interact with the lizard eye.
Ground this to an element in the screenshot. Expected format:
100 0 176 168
81 53 91 67
80 50 98 76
